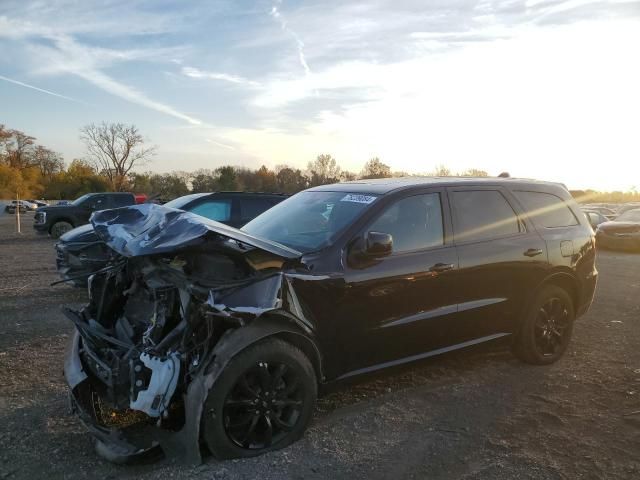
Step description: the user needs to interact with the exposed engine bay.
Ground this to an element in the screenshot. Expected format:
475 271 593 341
63 204 320 463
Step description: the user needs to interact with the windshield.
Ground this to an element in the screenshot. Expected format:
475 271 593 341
71 193 92 206
242 191 378 252
616 210 640 222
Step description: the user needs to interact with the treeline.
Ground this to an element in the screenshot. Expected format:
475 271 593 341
570 190 640 204
3 123 638 203
0 123 490 200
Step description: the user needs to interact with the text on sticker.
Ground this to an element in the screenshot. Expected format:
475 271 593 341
341 194 377 204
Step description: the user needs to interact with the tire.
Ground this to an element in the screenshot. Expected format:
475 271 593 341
50 221 73 239
512 285 575 365
202 338 317 460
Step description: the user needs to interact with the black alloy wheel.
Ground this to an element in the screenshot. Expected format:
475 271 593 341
513 285 575 365
202 338 317 459
533 297 571 357
223 361 304 449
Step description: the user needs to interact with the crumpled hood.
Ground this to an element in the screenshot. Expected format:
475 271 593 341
90 203 302 259
59 223 97 244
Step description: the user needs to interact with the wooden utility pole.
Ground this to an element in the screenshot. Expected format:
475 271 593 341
15 192 21 234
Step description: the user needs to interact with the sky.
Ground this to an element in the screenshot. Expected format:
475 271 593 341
1 0 639 191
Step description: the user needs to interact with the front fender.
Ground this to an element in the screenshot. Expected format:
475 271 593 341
164 315 322 464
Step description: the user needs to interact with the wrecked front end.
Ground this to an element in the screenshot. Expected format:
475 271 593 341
63 204 312 463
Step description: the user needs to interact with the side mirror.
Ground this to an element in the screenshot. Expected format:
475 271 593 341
365 231 393 257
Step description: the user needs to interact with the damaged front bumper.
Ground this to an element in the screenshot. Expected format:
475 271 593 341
60 204 324 464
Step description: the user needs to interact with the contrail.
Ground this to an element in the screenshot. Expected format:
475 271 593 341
0 74 87 105
270 2 312 76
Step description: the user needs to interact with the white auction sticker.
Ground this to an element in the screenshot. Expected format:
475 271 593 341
340 194 377 204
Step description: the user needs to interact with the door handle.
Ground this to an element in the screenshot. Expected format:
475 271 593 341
523 248 543 257
429 263 454 273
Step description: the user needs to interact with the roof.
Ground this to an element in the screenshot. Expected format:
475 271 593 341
307 176 566 195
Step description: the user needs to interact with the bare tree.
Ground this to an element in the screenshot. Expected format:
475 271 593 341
4 130 36 169
80 122 156 191
33 146 64 179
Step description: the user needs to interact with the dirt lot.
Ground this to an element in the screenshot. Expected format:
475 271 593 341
1 211 639 480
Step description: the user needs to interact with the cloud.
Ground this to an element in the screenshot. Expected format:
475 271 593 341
0 15 203 126
0 74 87 105
181 66 260 87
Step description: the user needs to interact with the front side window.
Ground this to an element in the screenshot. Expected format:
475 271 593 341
368 193 444 253
242 191 378 252
513 191 578 228
187 199 232 222
87 195 106 210
451 190 521 243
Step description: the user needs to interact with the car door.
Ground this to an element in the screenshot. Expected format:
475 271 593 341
339 189 460 375
446 186 548 344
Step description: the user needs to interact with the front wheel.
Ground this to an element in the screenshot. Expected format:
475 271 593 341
512 285 575 365
50 221 73 239
202 338 317 459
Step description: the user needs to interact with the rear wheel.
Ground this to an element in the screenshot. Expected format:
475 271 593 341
202 338 317 459
50 221 73 239
513 285 575 365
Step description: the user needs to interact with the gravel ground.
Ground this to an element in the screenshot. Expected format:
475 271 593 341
0 211 639 479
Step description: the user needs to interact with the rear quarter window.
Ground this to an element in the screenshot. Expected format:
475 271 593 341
513 191 579 228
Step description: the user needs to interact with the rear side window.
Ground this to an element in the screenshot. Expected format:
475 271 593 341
513 191 578 228
451 190 521 243
187 199 232 222
111 195 132 208
239 197 273 222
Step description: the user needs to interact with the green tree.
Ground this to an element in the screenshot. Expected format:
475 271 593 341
307 154 341 186
276 166 307 193
216 166 238 190
360 157 391 179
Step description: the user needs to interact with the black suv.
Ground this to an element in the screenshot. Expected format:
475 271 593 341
34 192 138 238
55 192 287 286
63 177 597 463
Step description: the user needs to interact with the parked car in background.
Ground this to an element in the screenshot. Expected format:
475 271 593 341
595 208 640 251
581 205 617 220
4 200 37 214
616 203 640 216
55 192 288 286
34 192 146 238
63 177 597 464
27 199 48 208
582 210 608 230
